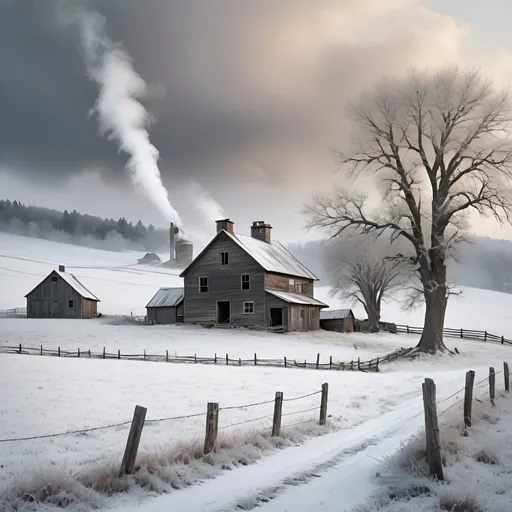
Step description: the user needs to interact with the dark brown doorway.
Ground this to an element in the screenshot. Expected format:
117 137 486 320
217 301 231 324
270 308 283 326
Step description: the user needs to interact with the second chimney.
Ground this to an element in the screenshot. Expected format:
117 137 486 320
251 221 272 243
59 265 65 272
216 219 234 234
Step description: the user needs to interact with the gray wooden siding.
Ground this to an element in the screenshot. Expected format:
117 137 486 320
183 233 265 326
26 272 85 319
147 306 177 324
265 293 321 331
264 273 315 297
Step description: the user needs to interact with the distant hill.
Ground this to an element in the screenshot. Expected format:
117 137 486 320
0 199 169 252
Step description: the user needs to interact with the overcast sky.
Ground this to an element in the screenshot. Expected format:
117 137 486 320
2 0 512 244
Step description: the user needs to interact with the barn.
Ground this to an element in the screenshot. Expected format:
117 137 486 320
319 309 355 333
146 287 184 324
25 265 100 319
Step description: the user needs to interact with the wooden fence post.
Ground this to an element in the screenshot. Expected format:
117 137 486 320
489 367 496 406
144 350 146 361
463 370 475 428
88 349 91 358
501 336 505 345
166 349 168 362
118 349 121 360
504 362 510 392
272 392 283 437
319 383 329 425
284 356 287 368
239 357 241 366
194 353 197 364
406 325 409 334
78 348 80 358
376 357 380 373
422 378 444 481
103 347 105 359
58 347 60 357
214 353 217 364
225 353 228 365
460 328 463 338
357 357 361 371
119 405 147 476
40 345 43 356
204 402 219 454
254 353 257 366
316 353 320 370
329 356 332 370
484 330 488 342
18 343 21 354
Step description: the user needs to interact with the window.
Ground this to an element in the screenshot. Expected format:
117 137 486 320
243 301 254 314
241 274 250 290
199 277 209 293
51 276 58 283
68 300 75 309
296 283 304 294
220 252 229 266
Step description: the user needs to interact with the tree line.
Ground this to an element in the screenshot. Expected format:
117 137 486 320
0 199 170 252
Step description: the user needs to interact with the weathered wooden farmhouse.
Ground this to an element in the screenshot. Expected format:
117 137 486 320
25 265 100 319
146 287 184 324
179 219 328 331
319 309 355 333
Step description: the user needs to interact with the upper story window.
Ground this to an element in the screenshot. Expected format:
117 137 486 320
241 274 250 290
199 276 209 293
243 301 254 314
296 282 305 294
51 276 58 283
220 252 229 266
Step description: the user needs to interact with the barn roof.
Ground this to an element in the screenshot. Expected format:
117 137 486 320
146 287 184 308
180 230 318 280
320 309 353 320
25 270 100 301
265 289 328 307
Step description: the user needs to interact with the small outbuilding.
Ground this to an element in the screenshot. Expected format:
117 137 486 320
320 309 355 333
25 265 100 319
146 287 184 324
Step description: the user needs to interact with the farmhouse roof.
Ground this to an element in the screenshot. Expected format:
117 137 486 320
146 287 184 308
319 309 353 320
179 230 318 280
265 289 328 307
25 270 100 301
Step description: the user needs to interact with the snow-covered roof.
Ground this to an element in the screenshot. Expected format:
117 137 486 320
146 287 184 308
25 270 100 301
265 289 328 307
320 309 353 320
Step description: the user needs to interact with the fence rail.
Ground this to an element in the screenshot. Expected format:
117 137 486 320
0 307 26 318
395 324 512 345
0 343 413 373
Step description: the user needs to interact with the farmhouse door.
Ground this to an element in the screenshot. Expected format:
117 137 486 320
299 308 305 331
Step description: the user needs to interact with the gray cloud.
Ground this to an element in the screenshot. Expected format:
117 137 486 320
1 0 469 202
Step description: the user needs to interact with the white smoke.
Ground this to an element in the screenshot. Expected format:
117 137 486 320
59 5 183 228
186 181 226 223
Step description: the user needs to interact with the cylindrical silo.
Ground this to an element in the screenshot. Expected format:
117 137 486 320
175 239 193 266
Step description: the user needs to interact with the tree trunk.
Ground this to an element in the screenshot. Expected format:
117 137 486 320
367 303 380 333
416 286 449 353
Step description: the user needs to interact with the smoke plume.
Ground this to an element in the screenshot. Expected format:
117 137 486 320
186 181 226 223
59 5 183 228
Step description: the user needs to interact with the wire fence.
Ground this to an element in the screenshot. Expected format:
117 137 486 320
0 387 324 444
396 324 512 345
0 343 404 373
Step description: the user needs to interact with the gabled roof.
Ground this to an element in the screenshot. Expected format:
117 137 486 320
265 289 328 307
180 230 318 280
25 270 100 301
146 287 184 308
320 309 353 320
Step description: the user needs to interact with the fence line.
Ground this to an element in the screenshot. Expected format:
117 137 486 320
0 343 406 373
396 324 512 345
421 361 511 480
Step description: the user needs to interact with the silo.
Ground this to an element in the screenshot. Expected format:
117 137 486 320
175 239 193 266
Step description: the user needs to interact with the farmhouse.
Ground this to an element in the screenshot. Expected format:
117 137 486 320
320 309 355 333
25 265 100 318
146 287 184 324
179 219 328 331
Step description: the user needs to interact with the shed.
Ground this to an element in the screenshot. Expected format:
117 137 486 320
146 287 184 324
320 309 355 333
25 265 100 319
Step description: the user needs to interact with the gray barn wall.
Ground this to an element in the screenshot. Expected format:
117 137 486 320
183 233 265 326
147 306 177 324
27 273 84 319
265 294 321 331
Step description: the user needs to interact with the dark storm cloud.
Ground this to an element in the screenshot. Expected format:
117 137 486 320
0 0 466 186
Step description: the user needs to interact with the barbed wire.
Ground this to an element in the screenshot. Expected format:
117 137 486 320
218 413 274 431
283 390 321 402
282 406 320 418
220 398 275 411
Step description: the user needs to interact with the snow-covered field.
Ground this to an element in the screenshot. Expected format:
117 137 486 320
1 232 512 511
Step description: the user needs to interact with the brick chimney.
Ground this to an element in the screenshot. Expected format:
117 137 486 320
251 221 272 243
58 265 65 272
216 219 234 234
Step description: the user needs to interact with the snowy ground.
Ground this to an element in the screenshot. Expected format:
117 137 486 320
1 233 512 511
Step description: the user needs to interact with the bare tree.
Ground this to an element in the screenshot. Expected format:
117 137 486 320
327 240 402 332
306 67 512 353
